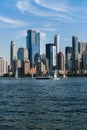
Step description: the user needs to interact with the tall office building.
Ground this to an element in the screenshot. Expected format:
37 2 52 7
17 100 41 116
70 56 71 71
54 34 60 54
46 44 52 67
0 57 8 76
72 36 78 70
17 47 28 61
17 47 30 76
78 42 87 54
50 45 57 68
10 40 15 65
82 52 87 70
65 47 72 70
26 30 39 67
57 52 64 71
36 32 46 58
78 42 87 70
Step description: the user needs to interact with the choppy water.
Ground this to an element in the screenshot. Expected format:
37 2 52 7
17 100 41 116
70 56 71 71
0 77 87 130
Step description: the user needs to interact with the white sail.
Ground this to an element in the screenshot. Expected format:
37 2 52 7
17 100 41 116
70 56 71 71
15 68 19 79
54 70 60 80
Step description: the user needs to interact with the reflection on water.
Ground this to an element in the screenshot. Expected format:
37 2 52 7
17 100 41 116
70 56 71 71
0 77 87 130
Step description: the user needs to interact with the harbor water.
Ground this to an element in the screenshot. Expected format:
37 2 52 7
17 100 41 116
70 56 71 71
0 77 87 130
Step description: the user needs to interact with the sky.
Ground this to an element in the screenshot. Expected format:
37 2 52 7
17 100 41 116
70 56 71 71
1 0 87 64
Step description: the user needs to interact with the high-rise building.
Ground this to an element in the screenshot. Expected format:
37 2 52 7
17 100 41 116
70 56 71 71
36 32 46 58
78 42 87 70
46 43 52 67
50 45 57 68
26 30 39 67
0 57 8 76
72 36 78 61
17 47 28 61
24 60 30 76
57 52 64 71
82 52 87 70
72 36 78 70
65 47 72 70
78 42 87 54
54 34 60 54
10 40 15 65
17 47 30 76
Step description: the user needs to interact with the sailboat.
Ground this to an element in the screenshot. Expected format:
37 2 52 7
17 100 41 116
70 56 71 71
54 70 60 80
15 68 20 79
31 73 34 78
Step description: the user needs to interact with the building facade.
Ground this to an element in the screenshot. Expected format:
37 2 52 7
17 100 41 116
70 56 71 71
50 45 57 68
65 47 72 70
0 57 8 76
46 43 52 69
57 52 64 71
10 40 15 65
72 36 78 70
17 48 28 62
54 34 60 54
36 32 46 58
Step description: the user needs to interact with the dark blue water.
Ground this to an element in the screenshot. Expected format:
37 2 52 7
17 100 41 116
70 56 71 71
0 77 87 130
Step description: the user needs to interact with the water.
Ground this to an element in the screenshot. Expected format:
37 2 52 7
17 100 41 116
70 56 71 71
0 77 87 130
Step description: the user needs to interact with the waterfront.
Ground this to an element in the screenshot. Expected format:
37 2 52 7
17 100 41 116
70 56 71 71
0 78 87 130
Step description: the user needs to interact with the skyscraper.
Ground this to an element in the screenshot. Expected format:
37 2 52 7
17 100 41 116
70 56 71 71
72 36 78 70
36 32 46 58
46 43 53 69
65 47 72 70
26 30 39 68
82 52 87 70
17 48 28 62
0 57 8 76
78 42 87 54
50 45 57 68
57 52 64 71
10 40 15 65
72 36 78 61
54 34 60 54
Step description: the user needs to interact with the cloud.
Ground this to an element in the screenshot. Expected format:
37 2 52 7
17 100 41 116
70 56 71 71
16 0 73 21
0 15 26 28
16 30 27 39
16 0 87 23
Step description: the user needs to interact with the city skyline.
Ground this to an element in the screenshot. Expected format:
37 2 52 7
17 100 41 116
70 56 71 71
1 0 87 63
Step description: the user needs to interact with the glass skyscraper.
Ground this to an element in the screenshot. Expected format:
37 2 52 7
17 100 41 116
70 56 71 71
65 47 72 70
26 30 39 68
17 48 28 62
36 32 46 58
10 40 15 65
50 45 57 67
72 36 78 61
72 36 78 70
26 30 46 68
54 34 60 54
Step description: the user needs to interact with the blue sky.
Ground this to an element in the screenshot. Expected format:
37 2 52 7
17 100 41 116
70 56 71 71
1 0 87 64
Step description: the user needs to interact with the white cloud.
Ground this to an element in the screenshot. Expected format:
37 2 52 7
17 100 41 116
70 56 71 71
42 27 57 32
35 0 69 13
0 16 27 28
16 0 29 13
16 0 73 21
16 30 27 39
16 0 87 22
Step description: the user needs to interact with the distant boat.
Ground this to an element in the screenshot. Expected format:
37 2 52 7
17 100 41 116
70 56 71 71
15 68 20 79
54 70 60 80
35 76 50 80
